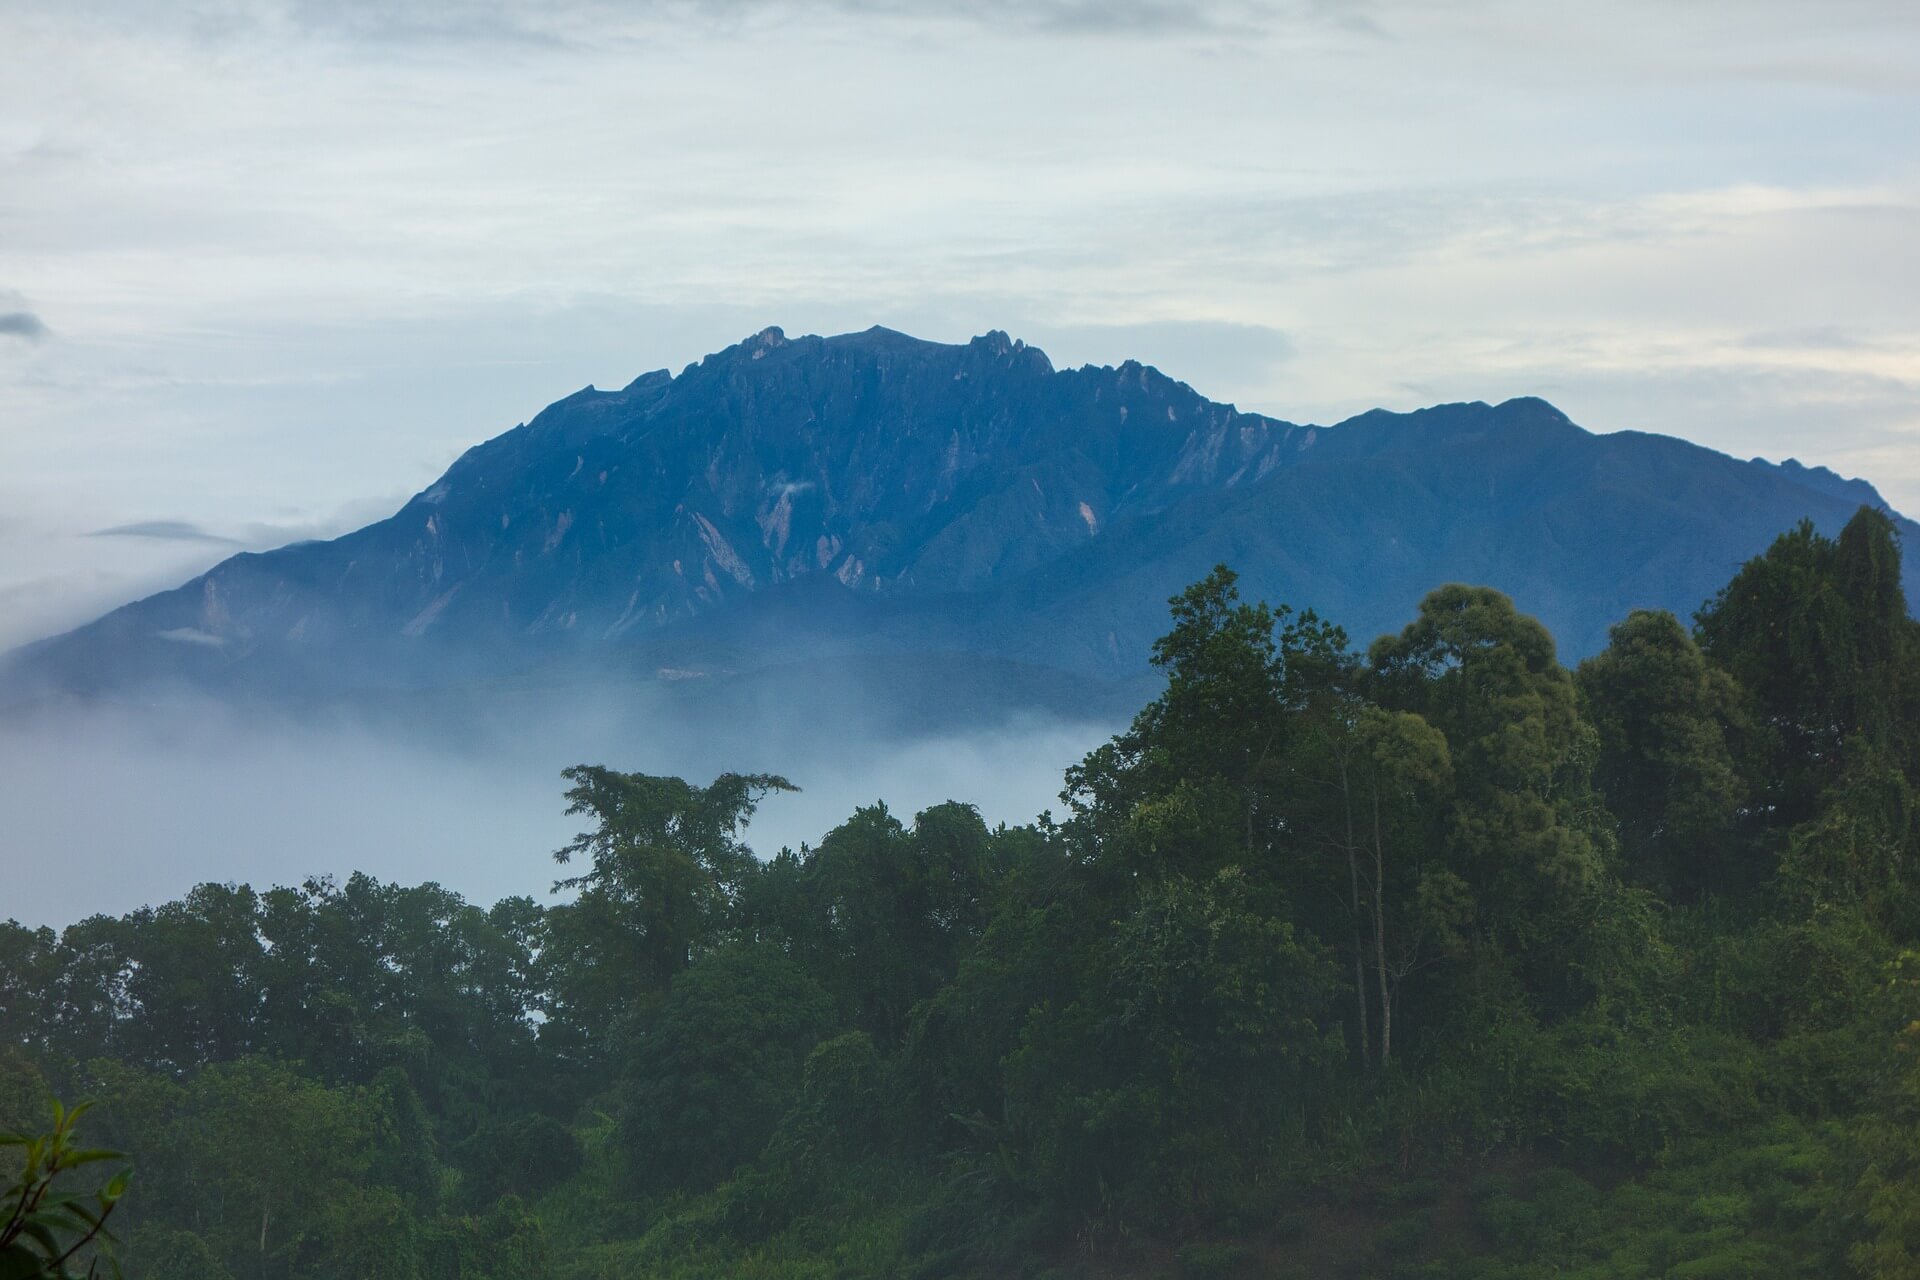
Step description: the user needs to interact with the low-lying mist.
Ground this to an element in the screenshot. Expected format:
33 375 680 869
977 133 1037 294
0 677 1115 927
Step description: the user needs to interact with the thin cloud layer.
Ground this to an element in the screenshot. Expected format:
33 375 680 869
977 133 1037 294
0 312 47 341
0 685 1112 926
57 0 1302 45
89 520 242 544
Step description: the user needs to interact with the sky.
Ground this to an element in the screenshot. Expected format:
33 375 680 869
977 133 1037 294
2 0 1919 651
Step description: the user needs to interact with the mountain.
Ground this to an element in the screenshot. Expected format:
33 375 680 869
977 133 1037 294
8 325 1916 719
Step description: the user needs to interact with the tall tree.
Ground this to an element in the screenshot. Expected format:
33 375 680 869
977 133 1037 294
1063 565 1347 886
119 883 265 1073
1696 509 1919 825
1369 585 1610 1004
1696 508 1920 913
1578 609 1747 898
1353 706 1456 1068
541 769 794 1059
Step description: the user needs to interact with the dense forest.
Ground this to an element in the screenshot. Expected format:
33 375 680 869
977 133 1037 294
9 506 1920 1279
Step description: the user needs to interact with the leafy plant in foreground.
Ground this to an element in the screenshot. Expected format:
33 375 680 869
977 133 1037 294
1 1099 129 1279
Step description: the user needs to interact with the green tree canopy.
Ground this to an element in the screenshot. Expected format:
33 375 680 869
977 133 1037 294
542 768 794 1060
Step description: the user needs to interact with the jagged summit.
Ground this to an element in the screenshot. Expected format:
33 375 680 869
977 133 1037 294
5 326 1912 709
621 368 672 393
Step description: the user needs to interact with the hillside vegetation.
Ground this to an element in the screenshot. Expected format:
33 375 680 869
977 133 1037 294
8 506 1920 1279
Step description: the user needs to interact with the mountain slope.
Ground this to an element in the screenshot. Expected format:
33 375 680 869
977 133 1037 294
8 327 1915 710
989 397 1918 666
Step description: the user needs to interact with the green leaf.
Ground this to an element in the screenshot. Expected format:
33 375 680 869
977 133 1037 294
21 1219 62 1256
58 1150 123 1169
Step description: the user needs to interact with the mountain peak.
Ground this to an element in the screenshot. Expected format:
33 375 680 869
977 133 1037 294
1493 395 1575 424
1766 456 1891 512
622 368 671 393
1335 396 1583 439
7 325 1913 707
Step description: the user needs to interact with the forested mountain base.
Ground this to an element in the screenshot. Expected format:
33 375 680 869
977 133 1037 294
8 506 1920 1279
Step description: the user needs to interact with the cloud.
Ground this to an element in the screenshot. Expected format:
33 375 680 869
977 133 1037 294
89 519 241 545
33 0 1366 49
1739 326 1874 352
0 678 1113 926
51 0 1908 64
0 312 48 341
81 495 408 556
1007 0 1266 36
155 626 226 646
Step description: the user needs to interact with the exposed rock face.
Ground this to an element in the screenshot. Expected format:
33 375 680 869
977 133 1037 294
9 326 1916 705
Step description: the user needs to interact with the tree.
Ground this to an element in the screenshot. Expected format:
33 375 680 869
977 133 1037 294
174 1058 371 1279
541 769 794 1059
769 802 1009 1042
618 942 835 1192
450 1115 581 1210
1696 509 1920 915
1578 609 1746 898
117 884 264 1073
1696 509 1919 829
1836 507 1916 749
999 867 1340 1229
1370 585 1606 949
1141 565 1290 791
1352 706 1456 1068
368 1068 439 1212
0 929 62 1064
1063 565 1348 886
15 917 132 1070
429 1196 550 1280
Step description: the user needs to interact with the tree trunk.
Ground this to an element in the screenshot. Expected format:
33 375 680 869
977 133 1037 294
1340 755 1370 1069
1372 782 1393 1069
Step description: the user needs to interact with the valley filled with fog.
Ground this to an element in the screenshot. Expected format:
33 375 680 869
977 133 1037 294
0 690 1109 926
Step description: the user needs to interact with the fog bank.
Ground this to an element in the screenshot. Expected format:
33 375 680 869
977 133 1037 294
0 690 1112 927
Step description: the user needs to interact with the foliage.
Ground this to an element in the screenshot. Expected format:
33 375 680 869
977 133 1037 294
1578 609 1746 898
452 1114 582 1210
1 1100 129 1280
618 942 835 1193
542 769 795 1062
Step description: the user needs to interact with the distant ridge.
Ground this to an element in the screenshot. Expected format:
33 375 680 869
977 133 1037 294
8 326 1915 716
